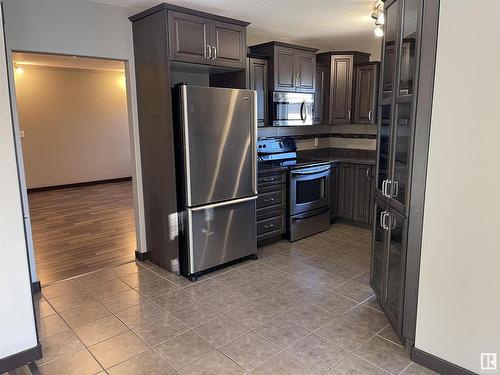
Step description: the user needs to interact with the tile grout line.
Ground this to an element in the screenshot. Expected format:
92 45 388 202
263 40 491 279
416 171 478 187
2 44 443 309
38 227 403 374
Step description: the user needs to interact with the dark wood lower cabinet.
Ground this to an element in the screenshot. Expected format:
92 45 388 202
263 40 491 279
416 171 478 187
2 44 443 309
257 171 286 245
338 164 354 219
353 164 373 223
248 57 269 126
331 162 373 225
330 165 338 220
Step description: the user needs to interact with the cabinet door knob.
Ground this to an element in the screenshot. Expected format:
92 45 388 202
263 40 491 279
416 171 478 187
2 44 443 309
213 46 217 60
207 45 211 59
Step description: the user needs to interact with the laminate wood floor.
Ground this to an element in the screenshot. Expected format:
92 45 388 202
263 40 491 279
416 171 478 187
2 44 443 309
28 181 136 285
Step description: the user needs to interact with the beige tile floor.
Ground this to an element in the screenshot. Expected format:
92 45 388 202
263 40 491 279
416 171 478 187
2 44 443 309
20 223 439 375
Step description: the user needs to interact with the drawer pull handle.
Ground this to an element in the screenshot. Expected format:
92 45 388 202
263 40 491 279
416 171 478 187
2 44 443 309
263 178 276 182
264 223 275 229
263 197 275 203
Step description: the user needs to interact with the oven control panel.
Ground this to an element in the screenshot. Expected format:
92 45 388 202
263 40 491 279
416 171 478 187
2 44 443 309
257 138 296 154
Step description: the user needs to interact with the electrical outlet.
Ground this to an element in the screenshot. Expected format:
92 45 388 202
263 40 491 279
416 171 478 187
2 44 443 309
314 137 319 147
20 130 25 138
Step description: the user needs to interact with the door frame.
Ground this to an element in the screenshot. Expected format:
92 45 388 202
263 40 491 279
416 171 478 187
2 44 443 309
6 50 147 286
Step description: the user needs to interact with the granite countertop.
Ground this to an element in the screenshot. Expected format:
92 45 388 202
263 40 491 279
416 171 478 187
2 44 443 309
298 148 376 165
257 148 376 175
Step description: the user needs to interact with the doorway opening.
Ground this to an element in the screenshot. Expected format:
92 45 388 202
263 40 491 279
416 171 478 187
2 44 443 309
12 52 137 285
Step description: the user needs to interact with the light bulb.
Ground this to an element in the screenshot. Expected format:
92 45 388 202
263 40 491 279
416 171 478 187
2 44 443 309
15 66 24 74
377 13 385 25
374 26 384 37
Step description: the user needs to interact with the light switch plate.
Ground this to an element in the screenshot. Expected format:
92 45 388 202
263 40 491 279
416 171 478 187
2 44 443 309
314 137 318 147
20 130 25 138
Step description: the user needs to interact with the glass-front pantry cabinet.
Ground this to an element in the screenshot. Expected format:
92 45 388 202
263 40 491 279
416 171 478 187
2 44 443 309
370 0 439 347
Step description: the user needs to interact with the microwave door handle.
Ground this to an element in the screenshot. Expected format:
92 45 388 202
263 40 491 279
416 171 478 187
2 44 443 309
300 101 306 123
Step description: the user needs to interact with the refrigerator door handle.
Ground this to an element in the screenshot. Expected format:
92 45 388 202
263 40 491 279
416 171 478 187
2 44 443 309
251 91 258 194
190 195 257 211
180 84 192 206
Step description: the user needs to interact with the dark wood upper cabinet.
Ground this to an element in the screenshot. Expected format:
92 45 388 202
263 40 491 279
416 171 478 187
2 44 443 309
317 51 372 125
295 50 315 92
247 57 269 126
211 21 246 68
329 55 353 124
167 9 247 68
274 46 296 91
168 11 209 65
314 64 328 124
354 63 379 124
250 42 318 93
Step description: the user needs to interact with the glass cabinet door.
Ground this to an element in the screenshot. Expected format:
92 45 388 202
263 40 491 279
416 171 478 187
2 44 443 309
398 0 419 97
391 0 421 209
376 1 399 195
371 199 388 301
392 102 411 205
385 208 408 333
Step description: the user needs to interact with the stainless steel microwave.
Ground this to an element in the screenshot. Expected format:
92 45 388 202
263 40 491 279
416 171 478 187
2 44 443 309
271 92 314 126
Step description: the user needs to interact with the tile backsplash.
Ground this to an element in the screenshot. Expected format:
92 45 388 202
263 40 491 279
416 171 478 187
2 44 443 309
330 137 376 150
295 137 331 150
294 136 376 151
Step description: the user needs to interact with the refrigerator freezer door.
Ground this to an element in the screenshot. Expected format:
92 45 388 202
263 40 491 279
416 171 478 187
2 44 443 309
187 196 257 274
180 85 257 207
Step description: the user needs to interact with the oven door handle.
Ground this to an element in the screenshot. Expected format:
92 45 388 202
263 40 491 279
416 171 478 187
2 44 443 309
290 165 331 175
291 207 330 221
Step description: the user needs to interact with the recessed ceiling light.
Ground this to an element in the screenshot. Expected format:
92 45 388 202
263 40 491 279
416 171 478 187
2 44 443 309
374 26 384 37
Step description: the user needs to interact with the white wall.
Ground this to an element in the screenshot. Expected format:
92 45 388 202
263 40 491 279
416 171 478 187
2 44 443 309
1 0 149 283
0 5 38 362
15 65 131 188
415 1 500 372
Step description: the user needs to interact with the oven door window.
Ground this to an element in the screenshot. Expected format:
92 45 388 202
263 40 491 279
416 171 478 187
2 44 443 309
296 176 326 204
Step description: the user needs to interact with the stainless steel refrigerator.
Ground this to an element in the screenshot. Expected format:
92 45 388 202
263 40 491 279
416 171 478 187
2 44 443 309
173 84 257 281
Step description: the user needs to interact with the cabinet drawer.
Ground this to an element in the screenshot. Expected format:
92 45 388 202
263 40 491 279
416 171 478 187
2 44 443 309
258 172 285 187
257 187 284 210
257 214 284 236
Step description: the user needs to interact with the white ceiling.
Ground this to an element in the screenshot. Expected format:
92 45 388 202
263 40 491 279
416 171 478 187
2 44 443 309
12 52 125 72
92 0 382 60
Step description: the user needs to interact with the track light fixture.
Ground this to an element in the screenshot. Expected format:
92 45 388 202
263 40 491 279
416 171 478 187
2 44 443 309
371 2 384 37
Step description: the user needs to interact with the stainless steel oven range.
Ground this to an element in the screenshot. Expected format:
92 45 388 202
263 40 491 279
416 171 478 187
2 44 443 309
258 138 331 241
